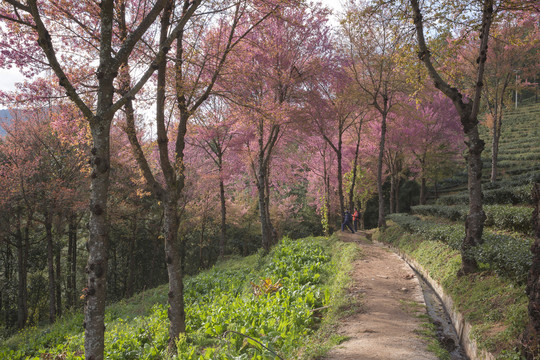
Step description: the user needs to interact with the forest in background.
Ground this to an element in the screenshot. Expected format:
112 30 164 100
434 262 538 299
0 0 539 358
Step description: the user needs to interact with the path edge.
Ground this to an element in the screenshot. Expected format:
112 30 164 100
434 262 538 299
372 239 496 360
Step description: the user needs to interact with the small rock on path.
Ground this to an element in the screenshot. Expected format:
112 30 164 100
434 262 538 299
325 231 437 360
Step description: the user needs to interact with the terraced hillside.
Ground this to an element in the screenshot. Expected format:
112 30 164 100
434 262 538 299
432 102 540 205
390 102 540 286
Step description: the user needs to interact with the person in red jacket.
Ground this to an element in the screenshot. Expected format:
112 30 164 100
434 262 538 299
353 208 360 231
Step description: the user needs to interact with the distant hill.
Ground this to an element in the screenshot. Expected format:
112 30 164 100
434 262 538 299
0 109 12 136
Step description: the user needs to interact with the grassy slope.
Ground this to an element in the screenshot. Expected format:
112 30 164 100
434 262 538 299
0 236 360 360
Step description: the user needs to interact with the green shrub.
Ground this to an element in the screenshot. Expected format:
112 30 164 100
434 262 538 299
412 204 533 235
387 213 533 284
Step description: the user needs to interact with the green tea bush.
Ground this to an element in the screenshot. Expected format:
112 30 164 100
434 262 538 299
412 204 533 235
436 183 533 206
387 214 533 283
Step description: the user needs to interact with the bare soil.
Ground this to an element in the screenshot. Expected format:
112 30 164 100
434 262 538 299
325 231 438 360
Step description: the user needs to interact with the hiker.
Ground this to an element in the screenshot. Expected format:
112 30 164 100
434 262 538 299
353 208 360 231
341 210 355 233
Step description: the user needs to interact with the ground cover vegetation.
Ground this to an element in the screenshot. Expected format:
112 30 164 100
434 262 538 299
0 236 358 359
0 0 539 358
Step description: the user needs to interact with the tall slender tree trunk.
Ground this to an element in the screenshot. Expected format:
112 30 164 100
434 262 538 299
67 217 74 308
16 216 28 329
199 214 206 269
67 214 77 308
84 120 112 360
525 183 540 357
219 164 227 259
55 240 62 317
461 125 486 274
163 198 185 349
126 216 137 298
420 176 427 205
348 124 362 212
45 212 56 323
490 106 503 184
389 175 395 214
337 140 345 216
377 111 388 228
395 177 401 213
258 170 272 252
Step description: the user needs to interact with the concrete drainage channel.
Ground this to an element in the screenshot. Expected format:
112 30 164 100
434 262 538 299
414 268 469 360
371 238 495 360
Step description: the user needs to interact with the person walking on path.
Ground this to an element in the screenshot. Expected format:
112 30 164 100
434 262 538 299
353 208 360 231
341 210 355 233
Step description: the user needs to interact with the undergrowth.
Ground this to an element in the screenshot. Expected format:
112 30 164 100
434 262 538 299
0 235 357 360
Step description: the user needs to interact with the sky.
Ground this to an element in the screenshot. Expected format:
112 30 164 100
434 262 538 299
0 0 344 94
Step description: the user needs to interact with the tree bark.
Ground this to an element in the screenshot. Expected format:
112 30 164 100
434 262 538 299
420 176 427 205
126 216 137 298
16 214 28 329
258 168 272 252
45 212 56 323
55 239 62 317
163 199 185 349
490 99 504 184
524 183 540 357
68 214 78 308
377 111 387 227
219 175 227 259
348 121 363 212
84 121 112 360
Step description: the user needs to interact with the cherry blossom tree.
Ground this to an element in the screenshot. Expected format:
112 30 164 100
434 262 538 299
341 1 410 227
0 0 203 357
221 3 333 251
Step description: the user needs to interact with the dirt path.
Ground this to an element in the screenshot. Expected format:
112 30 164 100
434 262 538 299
325 231 437 360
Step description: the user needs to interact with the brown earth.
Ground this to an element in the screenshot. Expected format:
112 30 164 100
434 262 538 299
325 231 438 360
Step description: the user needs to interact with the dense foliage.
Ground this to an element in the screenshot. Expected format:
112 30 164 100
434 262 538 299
0 236 338 359
387 213 533 283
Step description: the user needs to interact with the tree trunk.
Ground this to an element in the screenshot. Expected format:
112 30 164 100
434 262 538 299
45 212 56 323
524 183 540 357
348 124 362 212
84 120 112 360
377 111 387 228
395 177 401 213
420 176 427 205
460 125 486 274
199 215 206 269
16 216 28 329
389 175 395 214
490 107 503 184
258 170 272 252
126 216 137 298
410 0 492 276
68 215 77 308
219 175 226 259
67 217 74 308
55 240 62 317
163 199 185 350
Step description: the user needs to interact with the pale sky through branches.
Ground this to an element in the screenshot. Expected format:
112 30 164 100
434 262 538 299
0 0 344 94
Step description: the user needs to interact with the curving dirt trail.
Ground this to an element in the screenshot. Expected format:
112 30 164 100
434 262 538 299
325 231 437 360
